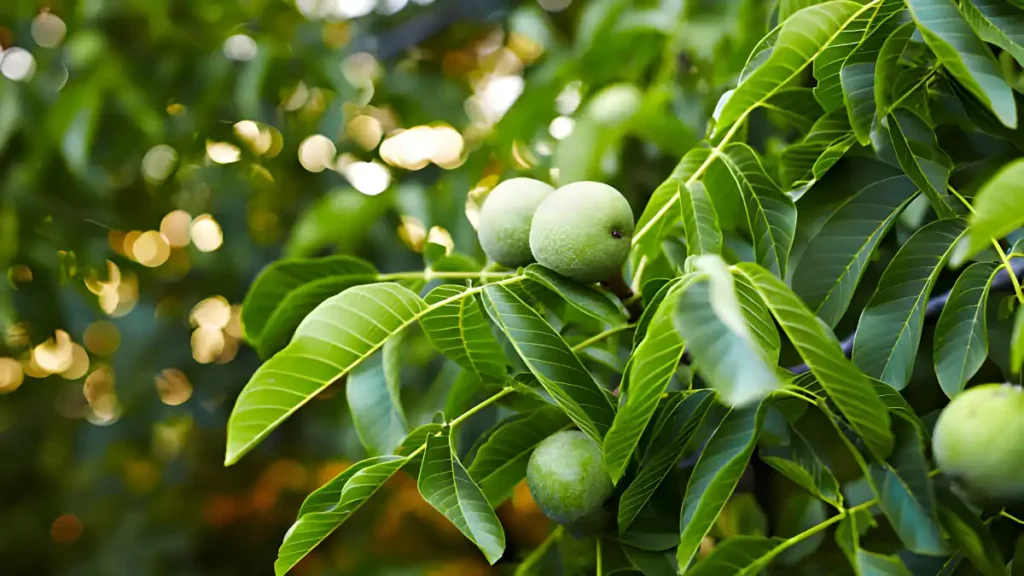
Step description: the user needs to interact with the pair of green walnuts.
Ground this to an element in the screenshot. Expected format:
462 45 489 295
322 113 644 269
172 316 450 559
477 178 634 284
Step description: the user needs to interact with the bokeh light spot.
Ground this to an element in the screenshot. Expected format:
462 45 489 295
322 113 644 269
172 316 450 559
50 514 83 543
223 34 258 61
0 47 36 82
32 13 67 48
155 369 193 406
84 321 120 356
342 161 390 196
34 330 74 374
132 231 171 267
61 344 90 380
190 296 231 329
548 116 574 140
347 115 384 150
160 210 193 248
141 145 179 183
298 134 337 173
192 327 225 364
190 215 224 252
0 358 24 394
206 141 241 164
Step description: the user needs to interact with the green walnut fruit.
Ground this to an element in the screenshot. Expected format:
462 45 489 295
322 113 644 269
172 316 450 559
529 181 634 283
932 383 1024 504
526 430 614 525
477 177 554 268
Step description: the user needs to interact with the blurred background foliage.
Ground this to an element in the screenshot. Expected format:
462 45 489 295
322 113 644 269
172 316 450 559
0 0 768 574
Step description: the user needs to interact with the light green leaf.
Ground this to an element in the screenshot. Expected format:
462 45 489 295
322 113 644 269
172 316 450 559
853 218 968 390
676 403 766 571
604 278 693 485
420 284 507 382
708 143 797 277
468 406 570 506
241 256 378 357
962 0 1024 68
618 391 716 533
933 261 1000 398
418 428 506 564
632 148 714 264
525 264 628 325
936 485 1006 576
733 263 894 461
678 181 723 258
956 158 1024 263
715 1 872 136
907 0 1017 128
275 455 407 575
1012 303 1024 374
884 109 956 218
346 335 408 456
674 279 782 407
836 512 912 575
791 158 918 327
687 536 783 576
482 284 616 443
733 271 782 363
226 282 428 465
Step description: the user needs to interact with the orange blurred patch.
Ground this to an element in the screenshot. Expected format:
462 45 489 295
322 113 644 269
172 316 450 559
497 480 549 547
203 495 243 527
50 514 83 543
426 559 494 576
315 460 352 489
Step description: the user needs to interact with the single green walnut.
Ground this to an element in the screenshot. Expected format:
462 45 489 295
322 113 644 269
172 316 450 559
526 430 613 525
477 177 554 267
932 383 1024 504
529 181 634 283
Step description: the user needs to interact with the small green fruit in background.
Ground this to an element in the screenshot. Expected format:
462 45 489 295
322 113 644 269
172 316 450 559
526 430 613 525
932 383 1024 504
529 181 634 284
476 177 554 268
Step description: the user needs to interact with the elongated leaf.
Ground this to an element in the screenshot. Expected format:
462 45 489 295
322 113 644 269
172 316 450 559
907 0 1017 128
956 158 1024 263
779 108 855 189
677 403 766 570
678 181 723 257
885 109 956 218
241 256 378 357
763 87 824 132
618 391 716 533
839 1 906 143
482 284 615 443
933 262 1000 397
733 271 782 363
687 536 782 576
761 426 842 507
962 0 1024 67
709 143 797 277
275 455 407 575
420 284 507 382
674 280 782 407
853 219 968 390
792 159 919 327
633 148 714 264
525 265 628 325
468 406 570 506
226 282 428 465
715 1 872 135
1013 304 1024 375
346 335 408 456
418 428 506 564
836 512 912 575
604 279 692 484
874 22 918 117
936 485 1006 576
813 0 903 113
734 263 893 461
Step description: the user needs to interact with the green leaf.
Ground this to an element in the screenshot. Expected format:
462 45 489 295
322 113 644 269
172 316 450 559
936 485 1006 576
687 536 783 576
604 278 693 485
708 143 797 277
733 271 782 363
525 265 628 325
962 0 1024 68
779 109 856 190
346 335 408 456
481 284 616 443
715 1 873 136
839 1 906 144
226 282 428 465
907 0 1017 128
733 263 894 461
420 284 507 382
791 158 919 327
633 148 714 264
676 403 767 570
621 546 677 576
617 391 716 533
836 512 912 575
933 261 1000 397
760 424 843 508
241 256 378 357
275 456 407 575
467 406 571 506
853 218 968 390
1012 304 1024 375
884 109 956 218
418 428 506 564
956 158 1024 263
763 87 825 132
674 278 782 407
874 23 918 119
678 181 723 258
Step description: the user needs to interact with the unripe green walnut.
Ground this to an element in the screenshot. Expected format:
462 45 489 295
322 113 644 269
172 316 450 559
932 383 1024 504
526 430 613 525
477 178 554 268
529 181 634 283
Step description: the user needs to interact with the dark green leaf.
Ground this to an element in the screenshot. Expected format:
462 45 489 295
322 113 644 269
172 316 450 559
687 536 782 576
884 109 956 218
678 181 723 258
525 264 628 326
933 261 1000 397
935 485 1006 576
421 284 507 382
961 0 1024 68
347 335 408 456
